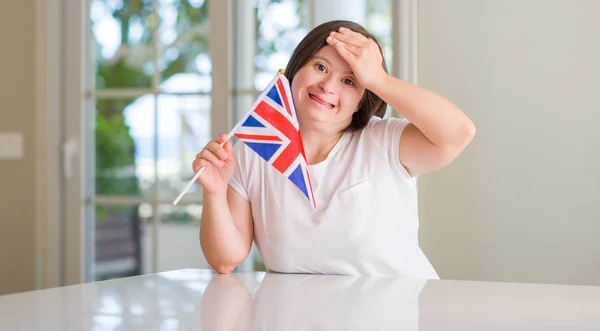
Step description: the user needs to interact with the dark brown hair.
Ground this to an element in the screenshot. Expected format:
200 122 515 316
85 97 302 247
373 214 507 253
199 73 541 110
284 20 388 132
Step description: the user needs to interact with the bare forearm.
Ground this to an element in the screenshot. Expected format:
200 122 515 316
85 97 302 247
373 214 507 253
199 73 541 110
200 193 250 272
370 75 475 148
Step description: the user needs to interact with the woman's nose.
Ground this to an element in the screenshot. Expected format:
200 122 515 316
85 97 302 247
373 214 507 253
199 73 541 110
318 76 337 94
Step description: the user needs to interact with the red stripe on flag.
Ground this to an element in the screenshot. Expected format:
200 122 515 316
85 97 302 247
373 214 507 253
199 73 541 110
305 163 316 209
276 79 293 116
234 133 282 142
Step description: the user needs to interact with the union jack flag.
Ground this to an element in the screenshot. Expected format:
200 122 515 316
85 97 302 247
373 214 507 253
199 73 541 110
233 71 316 209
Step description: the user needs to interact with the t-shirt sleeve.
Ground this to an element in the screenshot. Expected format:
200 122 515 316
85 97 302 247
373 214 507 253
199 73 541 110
228 141 250 200
365 117 413 179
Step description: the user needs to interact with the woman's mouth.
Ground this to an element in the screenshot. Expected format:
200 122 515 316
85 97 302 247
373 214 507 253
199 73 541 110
309 93 335 109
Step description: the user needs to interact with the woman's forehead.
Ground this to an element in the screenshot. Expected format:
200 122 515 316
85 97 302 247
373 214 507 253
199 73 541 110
310 46 353 74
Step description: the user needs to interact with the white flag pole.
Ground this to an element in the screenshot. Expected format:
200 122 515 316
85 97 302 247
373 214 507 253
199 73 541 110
172 70 284 205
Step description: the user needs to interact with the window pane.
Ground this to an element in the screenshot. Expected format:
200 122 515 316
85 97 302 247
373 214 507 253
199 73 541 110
366 0 393 117
93 203 152 281
367 0 392 71
158 0 210 93
155 204 209 272
232 0 310 122
91 0 156 88
96 98 153 198
155 93 211 201
253 0 309 90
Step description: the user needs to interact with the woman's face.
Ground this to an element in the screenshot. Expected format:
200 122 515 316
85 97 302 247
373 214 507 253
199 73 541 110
291 45 366 132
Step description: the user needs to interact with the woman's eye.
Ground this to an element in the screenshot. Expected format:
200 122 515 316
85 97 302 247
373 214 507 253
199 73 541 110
315 63 326 72
343 78 355 86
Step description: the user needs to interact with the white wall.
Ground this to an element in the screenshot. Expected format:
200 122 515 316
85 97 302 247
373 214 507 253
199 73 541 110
418 0 600 285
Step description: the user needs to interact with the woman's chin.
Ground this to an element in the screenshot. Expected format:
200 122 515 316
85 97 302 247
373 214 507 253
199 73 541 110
299 113 330 127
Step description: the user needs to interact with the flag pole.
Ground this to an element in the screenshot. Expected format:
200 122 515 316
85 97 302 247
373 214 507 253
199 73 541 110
172 70 285 205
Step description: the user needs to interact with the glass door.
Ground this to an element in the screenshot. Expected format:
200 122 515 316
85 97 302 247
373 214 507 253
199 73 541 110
86 0 215 281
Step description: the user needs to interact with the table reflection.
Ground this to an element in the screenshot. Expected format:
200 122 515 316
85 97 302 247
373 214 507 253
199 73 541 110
4 269 599 331
201 273 427 331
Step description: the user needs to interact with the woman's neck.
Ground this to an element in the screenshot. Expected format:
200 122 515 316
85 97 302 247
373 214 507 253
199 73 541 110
301 129 344 165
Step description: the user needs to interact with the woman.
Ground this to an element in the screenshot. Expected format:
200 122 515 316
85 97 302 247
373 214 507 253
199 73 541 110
193 20 475 278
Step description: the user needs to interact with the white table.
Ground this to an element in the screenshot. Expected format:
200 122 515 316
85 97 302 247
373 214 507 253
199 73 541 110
0 269 599 330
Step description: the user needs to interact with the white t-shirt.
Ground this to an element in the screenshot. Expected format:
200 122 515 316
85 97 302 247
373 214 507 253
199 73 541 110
229 117 439 279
